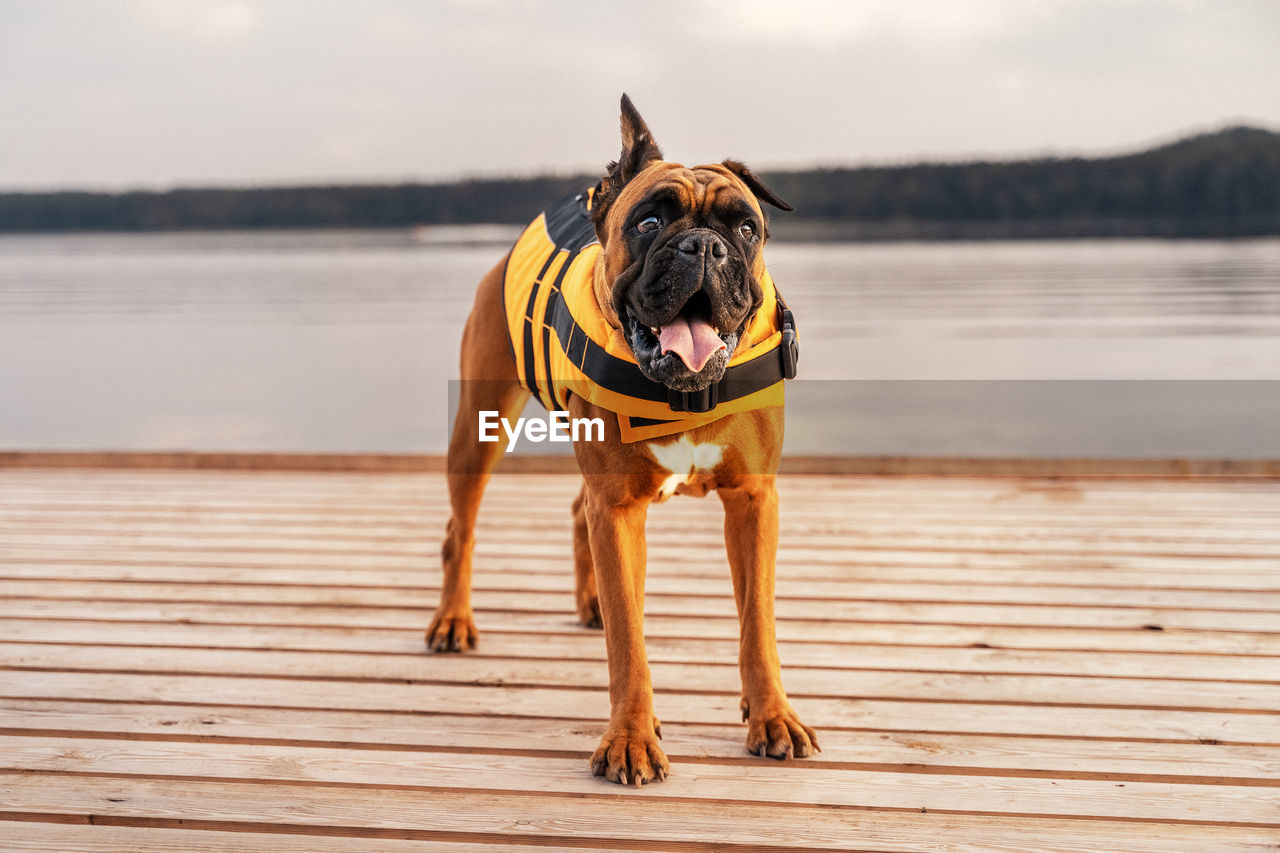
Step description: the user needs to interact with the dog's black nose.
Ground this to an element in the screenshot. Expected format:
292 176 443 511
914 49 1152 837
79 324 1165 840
676 230 728 265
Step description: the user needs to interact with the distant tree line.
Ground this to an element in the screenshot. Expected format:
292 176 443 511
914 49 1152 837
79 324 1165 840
0 175 591 232
1 126 1276 238
762 126 1280 239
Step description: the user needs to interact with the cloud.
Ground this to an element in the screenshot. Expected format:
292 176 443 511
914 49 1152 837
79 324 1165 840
718 0 1066 45
0 0 1275 187
128 0 260 41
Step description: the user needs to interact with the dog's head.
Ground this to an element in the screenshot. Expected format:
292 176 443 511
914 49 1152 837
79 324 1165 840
589 95 792 394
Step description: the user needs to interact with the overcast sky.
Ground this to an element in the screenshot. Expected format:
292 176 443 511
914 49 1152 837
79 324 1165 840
1 0 1277 190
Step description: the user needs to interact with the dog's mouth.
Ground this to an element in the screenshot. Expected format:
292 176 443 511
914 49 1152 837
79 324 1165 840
622 290 741 393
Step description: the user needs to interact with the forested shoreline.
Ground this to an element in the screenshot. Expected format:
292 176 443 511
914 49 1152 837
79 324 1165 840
2 126 1276 239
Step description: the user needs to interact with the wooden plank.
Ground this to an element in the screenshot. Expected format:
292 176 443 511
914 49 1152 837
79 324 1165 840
0 451 443 472
7 498 1280 534
4 450 1279 478
2 485 1249 519
7 526 1280 560
0 470 1270 500
8 546 1280 579
5 600 1277 655
5 560 1279 593
2 480 1277 516
2 474 1274 509
0 823 615 853
4 618 1275 681
0 474 1271 510
4 671 1274 743
5 580 1276 632
8 509 1280 544
4 643 1277 712
8 499 1280 529
4 736 1278 824
3 774 1277 853
5 533 1278 568
477 537 1280 562
5 571 1278 612
2 699 1276 783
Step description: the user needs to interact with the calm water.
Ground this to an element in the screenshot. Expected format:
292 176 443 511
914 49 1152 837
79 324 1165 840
2 229 1279 455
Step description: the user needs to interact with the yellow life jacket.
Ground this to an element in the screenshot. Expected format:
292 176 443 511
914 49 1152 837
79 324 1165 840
502 190 798 443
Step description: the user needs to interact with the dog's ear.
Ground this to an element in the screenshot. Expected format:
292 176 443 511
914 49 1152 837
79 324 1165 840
722 159 794 212
592 94 664 234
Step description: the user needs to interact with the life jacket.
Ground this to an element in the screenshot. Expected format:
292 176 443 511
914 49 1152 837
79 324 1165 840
502 190 798 443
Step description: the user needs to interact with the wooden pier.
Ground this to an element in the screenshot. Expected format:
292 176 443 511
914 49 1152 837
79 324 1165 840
0 459 1277 851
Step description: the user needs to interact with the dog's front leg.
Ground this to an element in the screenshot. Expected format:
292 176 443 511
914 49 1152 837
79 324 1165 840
583 484 669 786
720 474 819 759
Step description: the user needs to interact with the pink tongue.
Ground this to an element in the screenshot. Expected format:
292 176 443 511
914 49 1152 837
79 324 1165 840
658 315 726 373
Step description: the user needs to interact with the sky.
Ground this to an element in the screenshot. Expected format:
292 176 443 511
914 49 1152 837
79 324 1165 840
1 0 1277 190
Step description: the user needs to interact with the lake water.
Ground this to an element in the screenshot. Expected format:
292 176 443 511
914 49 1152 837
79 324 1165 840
2 229 1279 457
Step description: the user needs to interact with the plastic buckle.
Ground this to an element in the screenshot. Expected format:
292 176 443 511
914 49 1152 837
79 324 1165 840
668 382 718 414
779 307 799 379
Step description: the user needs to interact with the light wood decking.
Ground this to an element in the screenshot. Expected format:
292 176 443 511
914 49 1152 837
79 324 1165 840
0 463 1277 852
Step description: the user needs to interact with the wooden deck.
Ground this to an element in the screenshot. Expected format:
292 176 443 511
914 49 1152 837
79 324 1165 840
0 462 1278 852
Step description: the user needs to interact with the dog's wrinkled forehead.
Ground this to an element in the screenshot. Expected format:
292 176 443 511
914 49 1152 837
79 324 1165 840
604 163 764 236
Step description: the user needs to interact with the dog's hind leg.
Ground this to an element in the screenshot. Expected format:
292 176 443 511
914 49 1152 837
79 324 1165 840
427 376 527 652
427 259 529 653
572 482 601 628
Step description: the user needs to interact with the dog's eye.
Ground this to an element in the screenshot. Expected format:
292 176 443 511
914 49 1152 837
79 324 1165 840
738 222 757 241
636 216 661 234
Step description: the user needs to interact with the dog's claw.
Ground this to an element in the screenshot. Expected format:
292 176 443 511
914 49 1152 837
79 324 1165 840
425 613 477 653
590 722 670 786
743 699 818 762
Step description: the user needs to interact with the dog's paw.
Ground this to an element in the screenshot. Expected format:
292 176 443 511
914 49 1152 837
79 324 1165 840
425 612 477 653
741 697 819 760
589 717 669 786
576 595 603 629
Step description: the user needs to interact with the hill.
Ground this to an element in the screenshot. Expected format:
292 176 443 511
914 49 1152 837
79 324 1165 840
763 126 1280 239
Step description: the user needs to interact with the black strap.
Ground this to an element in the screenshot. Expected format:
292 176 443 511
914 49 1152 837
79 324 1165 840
545 191 599 252
520 249 559 409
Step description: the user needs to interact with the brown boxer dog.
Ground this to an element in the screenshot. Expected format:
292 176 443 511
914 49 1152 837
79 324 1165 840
427 95 817 785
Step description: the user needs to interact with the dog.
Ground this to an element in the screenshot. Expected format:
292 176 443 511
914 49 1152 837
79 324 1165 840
427 94 816 785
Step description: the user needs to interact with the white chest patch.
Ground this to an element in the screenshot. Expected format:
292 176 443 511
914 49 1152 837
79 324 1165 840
648 437 724 500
